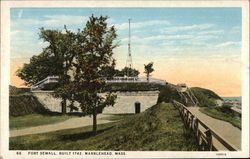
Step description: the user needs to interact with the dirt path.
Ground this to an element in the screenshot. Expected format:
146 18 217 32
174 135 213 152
10 114 113 137
187 107 241 150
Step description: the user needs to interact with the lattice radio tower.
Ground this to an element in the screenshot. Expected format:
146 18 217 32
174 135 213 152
126 19 133 76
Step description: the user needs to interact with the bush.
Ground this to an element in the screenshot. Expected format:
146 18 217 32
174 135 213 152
157 85 184 104
218 104 233 113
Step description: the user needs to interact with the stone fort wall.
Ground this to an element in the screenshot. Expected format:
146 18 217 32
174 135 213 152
32 91 159 114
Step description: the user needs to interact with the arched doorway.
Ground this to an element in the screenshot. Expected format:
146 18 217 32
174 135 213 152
135 102 141 114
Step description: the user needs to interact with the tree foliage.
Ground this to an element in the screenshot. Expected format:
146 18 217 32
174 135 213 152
120 67 140 77
17 15 118 133
144 62 154 81
70 15 118 133
16 52 59 86
105 67 140 78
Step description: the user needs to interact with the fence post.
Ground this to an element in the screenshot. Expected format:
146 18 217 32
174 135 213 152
205 129 213 151
185 110 189 127
190 115 194 130
194 118 199 136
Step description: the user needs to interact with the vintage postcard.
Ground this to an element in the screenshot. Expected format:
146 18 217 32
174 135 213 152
1 0 249 158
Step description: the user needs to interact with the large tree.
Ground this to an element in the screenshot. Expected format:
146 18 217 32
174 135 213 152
144 62 154 82
17 15 118 133
17 27 77 114
72 15 117 134
16 52 59 86
39 27 78 114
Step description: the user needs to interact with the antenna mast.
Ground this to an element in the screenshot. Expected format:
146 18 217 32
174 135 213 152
126 19 133 76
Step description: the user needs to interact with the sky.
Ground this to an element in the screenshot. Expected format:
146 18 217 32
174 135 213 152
10 8 242 97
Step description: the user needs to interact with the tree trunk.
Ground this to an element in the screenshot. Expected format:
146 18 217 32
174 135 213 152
61 98 67 114
92 108 97 135
147 74 149 82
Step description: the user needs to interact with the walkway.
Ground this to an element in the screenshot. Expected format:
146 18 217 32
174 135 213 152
187 107 241 150
10 114 113 137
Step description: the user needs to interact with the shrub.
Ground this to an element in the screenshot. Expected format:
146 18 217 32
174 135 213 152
218 104 233 113
157 85 184 104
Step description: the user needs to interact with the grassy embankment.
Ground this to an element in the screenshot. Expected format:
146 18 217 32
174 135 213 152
100 113 134 121
190 87 241 129
190 87 222 107
199 106 241 129
10 103 199 151
9 86 76 129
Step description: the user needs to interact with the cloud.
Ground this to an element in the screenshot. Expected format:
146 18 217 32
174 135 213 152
215 41 241 47
160 24 215 34
115 20 170 30
197 30 224 35
11 15 88 29
42 15 88 27
120 33 219 47
18 9 23 18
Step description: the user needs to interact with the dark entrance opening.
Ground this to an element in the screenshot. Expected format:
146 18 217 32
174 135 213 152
135 102 141 114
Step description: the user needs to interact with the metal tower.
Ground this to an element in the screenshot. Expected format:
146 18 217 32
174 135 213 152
126 19 133 75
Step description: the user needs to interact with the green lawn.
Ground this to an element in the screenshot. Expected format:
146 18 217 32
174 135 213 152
199 107 241 129
10 103 199 151
100 113 134 121
10 114 74 130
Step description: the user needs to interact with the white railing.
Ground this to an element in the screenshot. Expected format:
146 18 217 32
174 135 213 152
31 76 166 91
31 76 59 91
105 77 166 85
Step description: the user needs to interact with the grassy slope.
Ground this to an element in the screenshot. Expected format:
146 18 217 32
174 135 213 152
10 114 74 130
190 87 222 107
9 88 79 129
191 87 241 128
157 84 184 104
9 94 50 117
100 113 134 121
199 107 241 129
10 103 199 151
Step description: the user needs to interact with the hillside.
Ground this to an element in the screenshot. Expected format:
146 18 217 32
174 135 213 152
190 87 222 107
10 103 199 150
157 84 183 103
9 85 51 117
157 84 222 107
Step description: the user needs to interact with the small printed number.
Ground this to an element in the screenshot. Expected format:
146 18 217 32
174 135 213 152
16 152 21 155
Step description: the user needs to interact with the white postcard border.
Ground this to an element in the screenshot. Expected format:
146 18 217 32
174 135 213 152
1 0 249 158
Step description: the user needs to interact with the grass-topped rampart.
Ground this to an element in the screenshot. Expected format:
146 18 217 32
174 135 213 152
9 94 49 117
104 83 161 92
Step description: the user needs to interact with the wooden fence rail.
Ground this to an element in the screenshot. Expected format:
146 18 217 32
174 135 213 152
172 100 237 151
